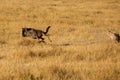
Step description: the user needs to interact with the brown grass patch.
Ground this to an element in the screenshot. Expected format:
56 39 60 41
0 0 120 80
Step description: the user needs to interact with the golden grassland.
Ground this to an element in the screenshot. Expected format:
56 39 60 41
0 0 120 80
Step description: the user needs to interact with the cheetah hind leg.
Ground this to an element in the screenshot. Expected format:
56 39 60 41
41 37 45 43
38 37 45 43
47 36 52 42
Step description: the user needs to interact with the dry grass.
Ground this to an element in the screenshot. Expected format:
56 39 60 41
0 0 120 80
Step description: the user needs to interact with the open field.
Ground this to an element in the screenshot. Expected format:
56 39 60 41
0 0 120 80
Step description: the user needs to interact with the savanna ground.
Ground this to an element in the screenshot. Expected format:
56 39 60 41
0 0 120 80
